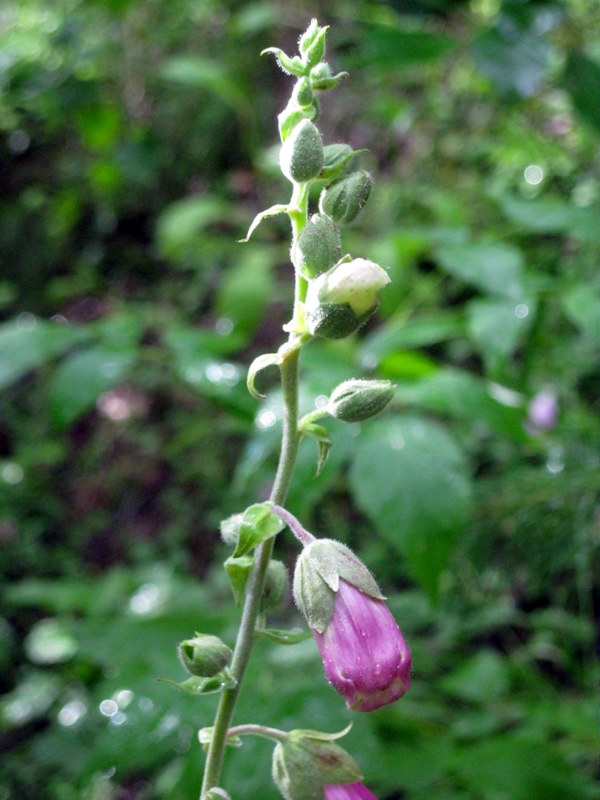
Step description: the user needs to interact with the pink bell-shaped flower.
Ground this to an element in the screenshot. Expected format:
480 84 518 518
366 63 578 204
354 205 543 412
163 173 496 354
292 536 411 712
325 782 378 800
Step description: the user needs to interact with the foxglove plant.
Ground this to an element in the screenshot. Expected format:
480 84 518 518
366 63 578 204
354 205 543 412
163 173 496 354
172 20 411 799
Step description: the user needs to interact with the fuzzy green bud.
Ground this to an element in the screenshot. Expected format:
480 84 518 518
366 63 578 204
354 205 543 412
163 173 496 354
272 741 322 800
280 119 324 184
262 559 289 611
305 258 390 338
296 213 342 278
292 78 315 109
319 170 373 224
178 634 232 678
328 379 395 423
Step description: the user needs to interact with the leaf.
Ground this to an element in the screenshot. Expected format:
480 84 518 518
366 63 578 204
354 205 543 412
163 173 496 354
48 346 135 429
494 194 600 244
0 318 89 390
354 25 454 68
561 51 600 131
246 352 280 399
223 555 254 605
320 144 364 181
254 628 312 645
440 650 511 703
467 297 534 365
435 241 525 299
349 416 472 601
359 311 465 366
561 284 600 345
238 204 288 242
392 368 528 442
155 197 229 262
159 56 252 118
233 503 285 557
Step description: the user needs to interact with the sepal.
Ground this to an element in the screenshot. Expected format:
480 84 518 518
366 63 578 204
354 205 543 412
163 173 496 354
159 670 237 696
272 741 322 800
233 502 285 558
309 63 348 91
261 47 306 77
320 144 365 182
254 627 312 645
239 204 288 242
293 539 384 634
224 554 254 605
298 419 332 476
288 728 362 785
247 352 280 399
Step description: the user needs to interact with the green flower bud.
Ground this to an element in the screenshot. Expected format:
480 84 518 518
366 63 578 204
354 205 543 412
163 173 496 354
272 741 323 800
309 62 348 91
288 730 363 785
305 258 390 338
178 634 232 678
262 559 290 611
280 119 324 184
303 28 328 71
296 213 342 278
319 170 373 224
328 379 395 423
292 78 315 109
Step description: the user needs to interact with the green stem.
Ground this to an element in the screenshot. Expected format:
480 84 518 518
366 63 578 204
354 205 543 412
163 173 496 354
200 182 309 798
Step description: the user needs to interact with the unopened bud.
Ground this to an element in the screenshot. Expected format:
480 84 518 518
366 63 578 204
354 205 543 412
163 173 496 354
280 119 324 184
292 78 315 109
178 634 232 678
328 379 395 423
262 559 289 611
305 258 389 339
288 731 362 785
297 213 342 278
272 741 322 800
319 170 372 224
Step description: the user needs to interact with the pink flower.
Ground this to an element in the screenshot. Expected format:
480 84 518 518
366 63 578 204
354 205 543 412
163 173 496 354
312 579 411 712
325 782 378 800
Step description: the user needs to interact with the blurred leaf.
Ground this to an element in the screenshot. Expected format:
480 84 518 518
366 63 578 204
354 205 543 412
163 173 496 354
0 671 61 731
155 197 229 263
379 350 439 380
561 51 600 131
0 318 89 390
25 618 78 665
159 56 252 118
561 284 600 345
494 194 600 244
393 367 528 441
467 297 533 364
440 649 510 702
353 24 454 68
48 346 136 429
215 246 275 340
349 416 472 600
435 242 525 299
359 311 465 367
454 732 599 800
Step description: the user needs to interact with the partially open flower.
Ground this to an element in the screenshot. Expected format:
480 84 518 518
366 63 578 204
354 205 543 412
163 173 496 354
325 783 378 800
293 539 411 712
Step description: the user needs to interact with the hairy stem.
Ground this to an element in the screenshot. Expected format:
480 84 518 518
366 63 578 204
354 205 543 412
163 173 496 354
200 184 308 797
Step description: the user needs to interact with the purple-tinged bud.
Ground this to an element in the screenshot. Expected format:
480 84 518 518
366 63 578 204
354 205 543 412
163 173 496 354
293 539 411 712
527 389 558 430
325 783 378 800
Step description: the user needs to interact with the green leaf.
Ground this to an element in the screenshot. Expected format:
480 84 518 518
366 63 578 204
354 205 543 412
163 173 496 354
354 25 454 68
359 311 465 366
254 628 312 645
48 347 135 429
494 194 600 244
233 503 285 557
0 318 89 390
320 144 364 181
561 51 600 131
561 284 600 345
215 246 275 340
238 204 288 242
349 417 472 601
435 241 525 299
440 650 511 703
392 368 528 442
155 197 229 262
467 298 533 366
159 56 252 118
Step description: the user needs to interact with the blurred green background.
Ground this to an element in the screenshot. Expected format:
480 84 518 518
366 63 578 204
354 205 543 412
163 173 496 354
0 0 598 798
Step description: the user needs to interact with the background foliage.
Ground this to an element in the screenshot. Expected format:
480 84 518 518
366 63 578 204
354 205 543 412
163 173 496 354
1 0 598 798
